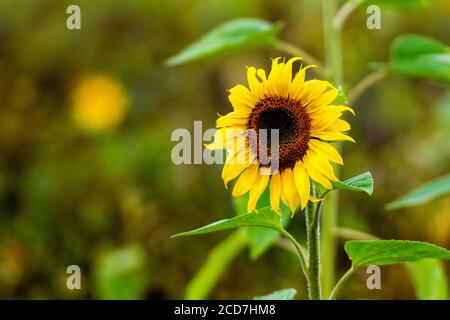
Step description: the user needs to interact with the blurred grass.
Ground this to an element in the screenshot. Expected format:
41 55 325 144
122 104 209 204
0 0 448 299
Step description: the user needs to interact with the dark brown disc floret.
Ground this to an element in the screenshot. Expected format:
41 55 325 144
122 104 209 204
247 96 311 170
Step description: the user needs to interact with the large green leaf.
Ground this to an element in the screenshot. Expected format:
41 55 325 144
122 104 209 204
406 259 448 300
386 173 450 210
233 190 291 260
173 207 284 238
247 226 280 260
367 0 428 10
388 35 450 84
345 240 450 269
185 231 247 299
254 288 297 300
165 18 282 66
391 35 447 60
331 172 374 195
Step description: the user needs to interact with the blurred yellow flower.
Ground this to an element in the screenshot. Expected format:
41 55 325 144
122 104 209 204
71 75 128 132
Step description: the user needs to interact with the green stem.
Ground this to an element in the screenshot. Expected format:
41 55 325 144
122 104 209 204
334 227 380 240
348 68 386 103
322 0 343 83
321 0 343 299
321 190 339 298
306 194 322 300
328 267 356 300
333 0 365 31
280 229 310 290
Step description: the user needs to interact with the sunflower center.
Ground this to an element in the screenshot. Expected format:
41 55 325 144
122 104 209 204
247 96 311 170
257 108 299 144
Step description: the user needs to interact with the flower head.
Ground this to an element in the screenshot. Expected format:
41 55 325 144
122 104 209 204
71 75 128 132
207 57 354 214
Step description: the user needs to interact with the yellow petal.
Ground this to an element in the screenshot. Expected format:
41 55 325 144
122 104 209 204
222 163 248 188
324 105 355 115
305 150 339 182
223 130 248 154
326 119 351 132
281 57 302 85
216 112 248 128
289 65 315 100
281 168 300 214
268 57 282 82
303 156 332 189
257 68 267 82
269 171 281 215
267 57 287 96
222 147 252 187
311 131 355 143
247 67 261 93
310 111 345 133
205 128 246 150
308 139 343 165
307 87 338 112
309 196 322 203
293 161 310 209
310 105 354 132
228 85 254 113
301 80 331 106
232 164 259 197
247 172 269 213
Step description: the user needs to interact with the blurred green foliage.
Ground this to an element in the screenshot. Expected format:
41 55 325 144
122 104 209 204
93 245 148 299
0 0 449 299
407 259 448 300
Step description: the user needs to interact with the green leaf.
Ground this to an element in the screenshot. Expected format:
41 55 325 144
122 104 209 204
165 18 282 66
391 35 447 60
388 35 450 84
406 259 448 300
247 226 281 260
385 173 450 210
233 192 249 216
254 288 297 300
93 245 148 300
185 231 247 299
345 240 450 269
233 190 291 260
331 172 373 195
173 207 284 238
367 0 428 10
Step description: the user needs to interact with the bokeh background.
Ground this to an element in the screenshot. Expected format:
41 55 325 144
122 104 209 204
0 0 449 299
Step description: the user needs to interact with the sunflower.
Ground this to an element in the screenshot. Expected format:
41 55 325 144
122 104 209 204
206 57 354 215
72 75 128 132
